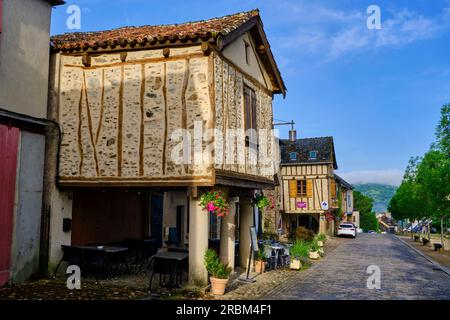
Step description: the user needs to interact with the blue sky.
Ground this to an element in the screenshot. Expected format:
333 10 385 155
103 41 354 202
50 0 450 186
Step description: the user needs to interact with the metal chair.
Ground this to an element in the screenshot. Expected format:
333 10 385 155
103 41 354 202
53 245 84 278
83 248 108 280
148 256 179 292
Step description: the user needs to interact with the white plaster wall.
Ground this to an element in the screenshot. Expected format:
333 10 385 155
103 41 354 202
0 0 52 118
48 191 73 270
162 191 188 244
222 32 273 91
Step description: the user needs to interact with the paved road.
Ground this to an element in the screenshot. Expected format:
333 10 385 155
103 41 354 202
264 234 450 300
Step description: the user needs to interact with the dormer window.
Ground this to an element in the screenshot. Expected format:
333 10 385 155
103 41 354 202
309 151 317 160
289 152 297 160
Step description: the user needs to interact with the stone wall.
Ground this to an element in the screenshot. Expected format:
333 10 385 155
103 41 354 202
54 45 276 186
213 54 275 178
55 46 213 185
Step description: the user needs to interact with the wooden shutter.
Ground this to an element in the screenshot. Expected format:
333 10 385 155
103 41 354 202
330 180 336 198
244 85 251 131
306 179 313 198
251 90 257 130
289 180 297 198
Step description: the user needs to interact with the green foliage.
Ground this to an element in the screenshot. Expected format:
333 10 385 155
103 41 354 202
316 233 327 242
309 239 320 252
199 190 229 217
355 184 397 213
354 191 379 231
295 226 315 242
290 240 310 259
360 211 379 231
389 103 450 231
436 103 450 155
255 245 266 261
253 193 270 210
204 249 232 279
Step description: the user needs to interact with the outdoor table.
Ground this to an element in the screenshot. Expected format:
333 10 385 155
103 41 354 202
73 245 130 277
150 251 189 289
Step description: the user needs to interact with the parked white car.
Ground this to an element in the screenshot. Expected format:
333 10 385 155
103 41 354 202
337 223 357 238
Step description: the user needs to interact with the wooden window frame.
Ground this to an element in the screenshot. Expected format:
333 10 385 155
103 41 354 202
297 180 307 197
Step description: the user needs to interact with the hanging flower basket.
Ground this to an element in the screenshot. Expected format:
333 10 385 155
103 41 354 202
253 193 270 210
199 190 229 217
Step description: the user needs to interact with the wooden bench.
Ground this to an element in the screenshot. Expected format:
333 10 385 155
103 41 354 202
433 243 443 252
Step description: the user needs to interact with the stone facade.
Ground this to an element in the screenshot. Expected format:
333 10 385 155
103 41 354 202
52 45 276 187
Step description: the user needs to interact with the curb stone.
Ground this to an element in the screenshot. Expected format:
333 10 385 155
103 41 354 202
396 235 450 278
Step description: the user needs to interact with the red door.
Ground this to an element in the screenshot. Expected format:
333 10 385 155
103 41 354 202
0 124 19 286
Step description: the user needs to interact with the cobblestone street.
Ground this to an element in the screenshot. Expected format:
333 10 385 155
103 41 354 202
263 234 450 300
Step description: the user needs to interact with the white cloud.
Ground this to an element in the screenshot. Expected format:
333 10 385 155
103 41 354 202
338 169 404 186
270 1 449 64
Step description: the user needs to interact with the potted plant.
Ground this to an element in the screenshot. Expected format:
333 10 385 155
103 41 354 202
289 241 309 270
254 247 266 274
309 239 321 260
199 190 229 217
204 249 232 295
316 233 327 247
253 193 270 210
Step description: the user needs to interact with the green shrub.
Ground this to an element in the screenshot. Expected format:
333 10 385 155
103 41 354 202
290 240 310 259
317 233 327 242
204 249 232 279
295 227 315 242
309 239 320 252
255 245 266 261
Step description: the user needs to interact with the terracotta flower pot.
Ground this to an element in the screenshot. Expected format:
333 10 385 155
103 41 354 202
210 277 229 295
255 260 265 274
309 251 320 260
290 258 302 270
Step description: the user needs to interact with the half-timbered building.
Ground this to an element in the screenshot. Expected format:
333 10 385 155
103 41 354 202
279 136 340 236
45 10 285 285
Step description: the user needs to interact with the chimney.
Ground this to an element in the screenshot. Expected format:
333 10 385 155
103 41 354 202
289 129 297 142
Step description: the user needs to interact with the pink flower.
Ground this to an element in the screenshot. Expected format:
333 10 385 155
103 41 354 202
206 201 215 212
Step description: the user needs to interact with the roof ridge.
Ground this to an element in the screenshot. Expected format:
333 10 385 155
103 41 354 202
51 9 260 39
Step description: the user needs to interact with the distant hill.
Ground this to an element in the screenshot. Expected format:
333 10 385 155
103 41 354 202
354 184 397 213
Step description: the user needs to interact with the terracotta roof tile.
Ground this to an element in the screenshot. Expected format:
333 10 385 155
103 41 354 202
51 10 260 51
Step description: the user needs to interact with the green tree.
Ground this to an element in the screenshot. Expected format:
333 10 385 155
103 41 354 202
354 191 378 231
436 103 450 155
416 149 450 246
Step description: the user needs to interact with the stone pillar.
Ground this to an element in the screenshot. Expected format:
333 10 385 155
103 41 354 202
319 213 326 235
239 198 254 270
188 196 209 286
220 197 238 271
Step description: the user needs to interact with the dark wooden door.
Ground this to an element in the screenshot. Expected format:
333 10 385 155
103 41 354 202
150 193 163 247
0 125 19 286
71 190 146 245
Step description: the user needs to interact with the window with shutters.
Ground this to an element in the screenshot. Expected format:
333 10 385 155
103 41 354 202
297 180 307 196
